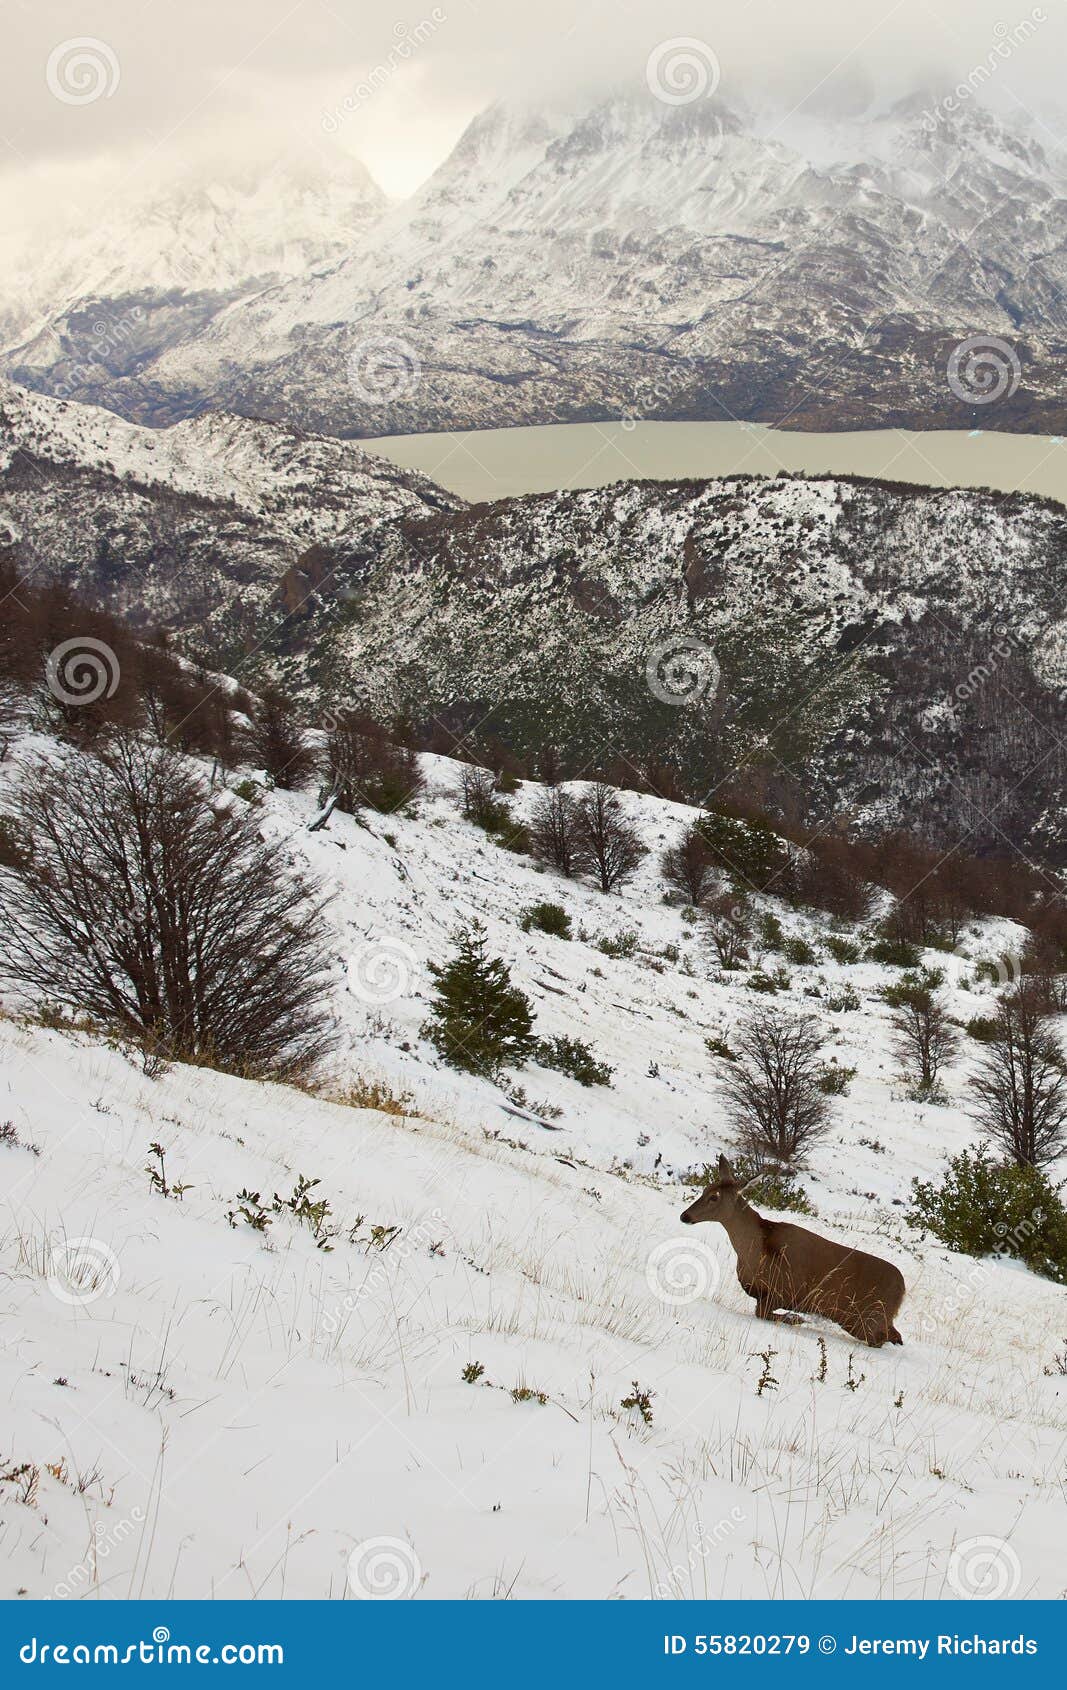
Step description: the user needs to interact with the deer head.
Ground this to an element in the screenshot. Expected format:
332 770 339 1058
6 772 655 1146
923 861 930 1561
680 1154 763 1225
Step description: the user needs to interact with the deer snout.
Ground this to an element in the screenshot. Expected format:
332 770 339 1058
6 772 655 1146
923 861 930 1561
680 1203 698 1224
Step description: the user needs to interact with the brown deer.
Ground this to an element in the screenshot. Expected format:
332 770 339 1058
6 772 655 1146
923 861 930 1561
680 1155 905 1347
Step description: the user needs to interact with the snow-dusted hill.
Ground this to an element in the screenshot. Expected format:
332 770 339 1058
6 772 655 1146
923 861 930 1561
312 471 1067 859
0 381 458 661
2 741 1065 1600
57 90 1067 436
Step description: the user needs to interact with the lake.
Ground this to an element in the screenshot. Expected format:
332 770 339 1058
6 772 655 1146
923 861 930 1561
370 420 1067 506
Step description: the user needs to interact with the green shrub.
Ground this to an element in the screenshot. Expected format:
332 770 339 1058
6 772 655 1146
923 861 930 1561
230 778 262 806
971 958 1004 985
867 935 922 969
746 966 791 995
818 1061 856 1096
825 935 861 965
783 935 820 966
880 965 945 1008
696 811 788 892
705 1034 736 1062
758 912 784 949
520 901 572 939
598 929 639 959
495 819 532 855
966 1015 1000 1043
825 983 861 1013
535 1034 613 1087
907 1146 1067 1284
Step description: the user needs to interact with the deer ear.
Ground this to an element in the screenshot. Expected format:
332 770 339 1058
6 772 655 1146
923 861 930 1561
717 1154 734 1178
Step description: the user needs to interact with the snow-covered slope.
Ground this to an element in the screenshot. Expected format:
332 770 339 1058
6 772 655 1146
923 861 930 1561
72 90 1067 435
2 744 1065 1600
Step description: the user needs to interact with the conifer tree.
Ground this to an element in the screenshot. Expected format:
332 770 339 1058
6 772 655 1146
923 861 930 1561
424 922 536 1076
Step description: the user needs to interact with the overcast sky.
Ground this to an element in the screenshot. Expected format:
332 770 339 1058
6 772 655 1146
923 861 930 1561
1 0 1064 208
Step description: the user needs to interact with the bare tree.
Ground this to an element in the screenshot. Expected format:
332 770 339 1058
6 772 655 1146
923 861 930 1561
889 977 959 1093
661 823 717 905
0 738 332 1079
325 711 423 814
529 786 580 876
968 986 1067 1167
575 782 646 893
243 687 316 790
705 890 751 970
717 1006 831 1164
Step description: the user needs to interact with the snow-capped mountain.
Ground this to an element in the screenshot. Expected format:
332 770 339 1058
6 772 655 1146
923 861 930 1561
0 380 457 664
40 89 1067 436
1 152 386 418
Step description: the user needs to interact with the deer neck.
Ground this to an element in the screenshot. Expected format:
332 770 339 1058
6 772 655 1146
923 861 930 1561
720 1198 766 1273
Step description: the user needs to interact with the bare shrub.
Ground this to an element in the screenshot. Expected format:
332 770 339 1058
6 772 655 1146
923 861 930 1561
0 737 332 1079
968 986 1067 1168
788 838 872 922
717 1006 832 1164
242 687 316 790
661 823 717 905
705 891 751 970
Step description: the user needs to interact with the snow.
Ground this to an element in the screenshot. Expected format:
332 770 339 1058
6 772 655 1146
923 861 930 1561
2 738 1065 1601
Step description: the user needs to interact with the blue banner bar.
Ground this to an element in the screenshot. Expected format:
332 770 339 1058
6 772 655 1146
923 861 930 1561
2 1602 1061 1684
